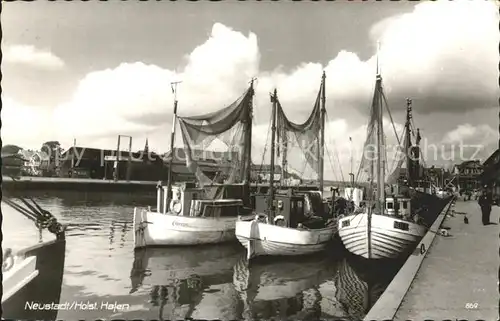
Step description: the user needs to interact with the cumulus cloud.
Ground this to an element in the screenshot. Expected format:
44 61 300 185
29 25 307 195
2 97 55 148
3 44 65 70
3 1 498 180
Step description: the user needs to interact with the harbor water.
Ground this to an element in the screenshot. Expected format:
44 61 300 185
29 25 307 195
3 189 403 320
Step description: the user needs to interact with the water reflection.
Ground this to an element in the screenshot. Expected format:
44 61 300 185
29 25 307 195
3 191 405 320
333 256 403 320
130 244 242 320
233 255 338 320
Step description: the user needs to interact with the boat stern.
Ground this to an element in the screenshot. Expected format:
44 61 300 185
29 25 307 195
133 207 149 249
235 218 257 260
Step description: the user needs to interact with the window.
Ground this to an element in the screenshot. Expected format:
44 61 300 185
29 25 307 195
394 221 409 231
297 201 303 208
387 202 394 209
402 201 408 209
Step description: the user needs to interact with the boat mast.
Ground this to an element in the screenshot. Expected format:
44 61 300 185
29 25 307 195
376 42 385 213
165 80 182 210
405 98 413 187
268 89 278 221
368 41 382 259
319 71 326 194
281 132 288 187
349 137 354 187
243 79 255 206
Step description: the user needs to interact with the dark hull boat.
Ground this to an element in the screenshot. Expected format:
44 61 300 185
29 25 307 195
2 238 66 320
2 194 66 320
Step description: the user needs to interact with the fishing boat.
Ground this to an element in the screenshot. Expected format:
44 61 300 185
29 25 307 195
133 80 256 248
337 47 449 260
130 244 241 320
2 194 66 320
236 72 337 260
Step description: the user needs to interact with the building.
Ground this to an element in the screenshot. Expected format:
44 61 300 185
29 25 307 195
1 145 26 177
162 147 239 182
425 166 454 188
18 150 50 176
0 146 50 177
250 164 303 183
59 141 167 181
452 160 483 191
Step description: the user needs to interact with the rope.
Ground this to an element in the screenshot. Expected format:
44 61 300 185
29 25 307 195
324 111 345 185
255 115 272 188
3 177 66 239
381 90 401 147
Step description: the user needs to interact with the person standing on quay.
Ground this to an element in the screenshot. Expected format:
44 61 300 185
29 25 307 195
478 185 494 225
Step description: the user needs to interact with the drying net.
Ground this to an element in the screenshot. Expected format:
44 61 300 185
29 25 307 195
275 82 323 180
386 126 409 185
355 76 387 185
177 86 253 188
387 116 423 185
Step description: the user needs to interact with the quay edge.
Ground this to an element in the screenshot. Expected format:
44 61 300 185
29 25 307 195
1 176 321 195
363 196 455 321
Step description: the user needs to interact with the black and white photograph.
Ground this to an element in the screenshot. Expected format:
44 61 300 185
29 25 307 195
1 1 498 320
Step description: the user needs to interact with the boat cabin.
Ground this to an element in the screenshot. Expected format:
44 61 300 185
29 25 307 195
343 187 364 207
385 196 412 219
253 189 326 228
156 182 243 218
414 180 432 194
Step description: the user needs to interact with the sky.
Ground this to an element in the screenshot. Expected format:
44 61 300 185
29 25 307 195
2 0 499 181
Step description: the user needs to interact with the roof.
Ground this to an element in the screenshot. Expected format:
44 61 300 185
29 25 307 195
19 149 34 160
1 144 23 155
60 146 163 162
455 160 483 169
163 147 239 164
483 149 500 168
36 151 50 160
252 164 282 172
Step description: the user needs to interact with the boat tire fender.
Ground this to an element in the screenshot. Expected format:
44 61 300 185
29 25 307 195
420 243 426 255
254 213 269 223
274 215 287 227
170 200 182 214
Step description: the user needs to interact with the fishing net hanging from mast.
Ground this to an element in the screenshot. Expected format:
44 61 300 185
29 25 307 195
387 125 410 185
275 85 322 179
355 76 388 184
177 86 253 187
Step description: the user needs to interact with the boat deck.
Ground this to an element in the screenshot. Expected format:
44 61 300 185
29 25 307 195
393 200 499 320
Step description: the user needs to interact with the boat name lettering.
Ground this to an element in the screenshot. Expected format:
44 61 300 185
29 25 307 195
394 221 409 231
172 220 190 227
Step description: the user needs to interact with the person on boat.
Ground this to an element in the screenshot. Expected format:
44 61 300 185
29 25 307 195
478 185 493 225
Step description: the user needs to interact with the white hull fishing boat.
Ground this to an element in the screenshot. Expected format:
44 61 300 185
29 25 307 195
134 183 246 247
236 214 335 259
133 81 256 248
338 47 440 260
236 73 337 260
2 194 66 320
338 211 427 259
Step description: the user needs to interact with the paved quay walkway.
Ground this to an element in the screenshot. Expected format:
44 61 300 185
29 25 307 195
394 199 499 320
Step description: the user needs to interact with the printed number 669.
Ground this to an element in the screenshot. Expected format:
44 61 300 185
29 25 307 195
465 302 478 309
